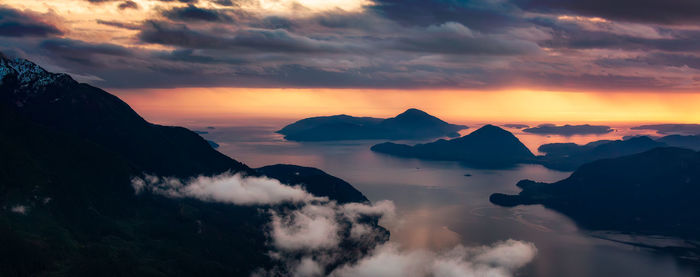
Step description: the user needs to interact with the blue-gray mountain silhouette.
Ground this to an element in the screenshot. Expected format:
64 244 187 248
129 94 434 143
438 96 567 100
491 147 700 240
278 108 467 141
371 124 535 168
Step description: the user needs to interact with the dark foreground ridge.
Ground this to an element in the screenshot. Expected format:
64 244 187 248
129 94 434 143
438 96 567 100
0 54 383 276
277 108 468 141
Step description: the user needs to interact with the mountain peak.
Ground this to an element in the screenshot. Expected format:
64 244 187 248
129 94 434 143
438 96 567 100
395 108 431 118
471 124 509 136
0 54 75 106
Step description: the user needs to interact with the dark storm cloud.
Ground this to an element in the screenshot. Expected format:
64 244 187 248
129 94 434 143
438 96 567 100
371 0 521 31
156 49 248 64
596 53 700 71
516 0 700 25
96 20 141 30
251 16 296 30
118 1 139 10
138 21 355 53
38 38 133 67
394 22 541 55
529 17 700 52
8 0 700 90
214 0 235 6
40 38 132 57
163 5 233 22
0 7 63 37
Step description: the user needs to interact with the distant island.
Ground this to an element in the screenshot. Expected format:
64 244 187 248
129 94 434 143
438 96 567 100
277 108 467 141
523 124 613 135
502 124 529 129
370 123 700 171
631 124 700 135
537 135 700 170
491 147 700 239
371 125 535 168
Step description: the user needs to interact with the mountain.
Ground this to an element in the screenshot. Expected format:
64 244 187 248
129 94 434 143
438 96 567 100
523 124 613 135
491 147 700 239
277 108 467 141
256 164 369 204
371 125 535 168
537 135 700 171
658 134 700 151
631 124 700 135
537 136 665 171
0 54 384 276
0 53 248 178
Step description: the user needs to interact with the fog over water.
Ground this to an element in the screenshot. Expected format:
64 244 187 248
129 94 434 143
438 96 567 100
179 120 697 277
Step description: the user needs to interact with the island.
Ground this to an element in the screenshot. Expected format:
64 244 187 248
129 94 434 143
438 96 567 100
371 124 535 168
277 108 468 141
537 135 700 170
631 124 700 135
523 124 613 135
491 147 700 240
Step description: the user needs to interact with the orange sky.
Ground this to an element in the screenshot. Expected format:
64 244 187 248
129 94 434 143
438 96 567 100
113 88 700 125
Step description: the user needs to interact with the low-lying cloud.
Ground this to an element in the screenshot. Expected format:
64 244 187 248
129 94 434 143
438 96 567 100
133 172 536 277
330 240 537 277
131 172 325 205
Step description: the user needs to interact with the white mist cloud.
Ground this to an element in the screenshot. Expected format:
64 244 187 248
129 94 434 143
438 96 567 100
131 172 325 205
10 205 28 214
271 204 341 251
330 240 537 277
133 172 536 277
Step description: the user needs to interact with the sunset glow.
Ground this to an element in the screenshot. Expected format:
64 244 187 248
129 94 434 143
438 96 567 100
115 88 700 124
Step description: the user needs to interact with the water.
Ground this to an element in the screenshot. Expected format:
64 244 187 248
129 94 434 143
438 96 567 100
193 123 696 277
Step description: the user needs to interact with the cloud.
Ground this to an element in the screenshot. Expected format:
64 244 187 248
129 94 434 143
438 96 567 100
329 240 537 277
394 22 542 55
10 205 28 214
0 6 63 37
523 124 613 135
370 0 521 31
131 172 325 205
162 4 234 22
516 0 700 25
118 0 139 10
138 20 360 54
38 38 134 67
134 171 536 277
96 19 141 30
270 204 342 251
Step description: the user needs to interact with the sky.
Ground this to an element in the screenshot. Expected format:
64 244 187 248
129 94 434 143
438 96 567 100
2 0 700 92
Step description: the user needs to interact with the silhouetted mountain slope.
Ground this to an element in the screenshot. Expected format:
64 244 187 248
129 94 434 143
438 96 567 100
371 125 535 168
277 108 467 141
257 164 369 204
0 54 248 177
491 147 700 238
0 54 384 276
537 136 665 171
658 135 700 151
0 103 271 276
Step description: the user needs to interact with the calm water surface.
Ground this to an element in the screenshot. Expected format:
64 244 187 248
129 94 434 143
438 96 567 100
191 122 696 277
